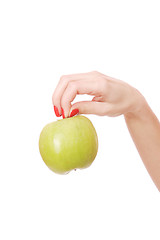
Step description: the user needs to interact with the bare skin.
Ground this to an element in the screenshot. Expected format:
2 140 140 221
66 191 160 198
52 71 160 191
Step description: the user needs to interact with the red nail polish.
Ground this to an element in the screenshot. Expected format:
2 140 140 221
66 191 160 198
70 109 79 117
61 107 65 119
54 106 60 117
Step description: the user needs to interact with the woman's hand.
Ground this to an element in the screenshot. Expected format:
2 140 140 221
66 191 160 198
52 71 160 191
52 71 145 118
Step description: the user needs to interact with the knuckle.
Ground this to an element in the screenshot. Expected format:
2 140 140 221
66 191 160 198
100 78 108 90
68 81 76 91
91 70 100 76
60 75 68 83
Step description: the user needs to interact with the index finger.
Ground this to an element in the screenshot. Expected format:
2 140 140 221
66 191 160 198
52 71 97 116
61 79 100 118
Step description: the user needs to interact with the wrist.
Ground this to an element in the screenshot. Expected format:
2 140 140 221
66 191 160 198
124 88 150 120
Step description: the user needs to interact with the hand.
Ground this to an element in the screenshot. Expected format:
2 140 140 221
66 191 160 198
52 71 160 191
52 71 145 118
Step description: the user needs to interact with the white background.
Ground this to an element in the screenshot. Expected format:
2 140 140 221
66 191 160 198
0 0 160 239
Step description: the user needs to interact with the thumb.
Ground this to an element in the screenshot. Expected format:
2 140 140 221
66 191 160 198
69 101 111 117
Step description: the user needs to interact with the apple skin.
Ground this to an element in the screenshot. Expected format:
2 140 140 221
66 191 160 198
39 115 98 174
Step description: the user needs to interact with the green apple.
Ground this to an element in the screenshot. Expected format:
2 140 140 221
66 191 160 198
39 115 98 174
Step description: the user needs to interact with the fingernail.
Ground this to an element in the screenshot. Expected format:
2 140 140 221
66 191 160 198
61 107 65 119
70 109 79 117
54 106 61 117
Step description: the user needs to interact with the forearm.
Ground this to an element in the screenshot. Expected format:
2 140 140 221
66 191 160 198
124 98 160 191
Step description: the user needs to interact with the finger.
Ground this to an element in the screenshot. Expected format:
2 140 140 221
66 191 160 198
69 101 113 116
52 71 99 116
61 80 100 118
